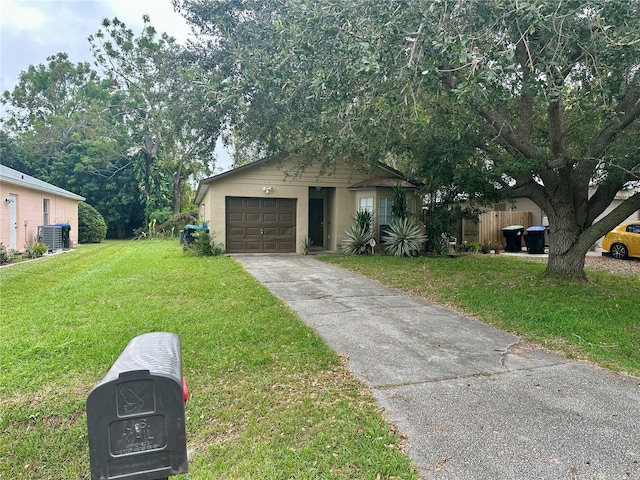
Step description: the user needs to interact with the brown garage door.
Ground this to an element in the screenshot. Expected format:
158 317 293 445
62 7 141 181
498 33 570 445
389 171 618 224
226 197 297 253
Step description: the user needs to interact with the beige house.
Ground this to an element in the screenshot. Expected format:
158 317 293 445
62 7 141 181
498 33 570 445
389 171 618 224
194 157 421 253
0 165 85 251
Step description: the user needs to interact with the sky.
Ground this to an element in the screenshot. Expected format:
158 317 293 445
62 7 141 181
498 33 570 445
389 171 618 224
0 0 233 171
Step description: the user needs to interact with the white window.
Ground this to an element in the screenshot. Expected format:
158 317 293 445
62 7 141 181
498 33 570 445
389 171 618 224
379 197 394 226
43 198 50 225
358 197 373 214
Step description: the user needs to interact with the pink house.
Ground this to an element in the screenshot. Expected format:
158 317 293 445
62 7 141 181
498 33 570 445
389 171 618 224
0 165 85 252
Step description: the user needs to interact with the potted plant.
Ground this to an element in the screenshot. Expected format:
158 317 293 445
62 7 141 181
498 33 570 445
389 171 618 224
492 241 503 255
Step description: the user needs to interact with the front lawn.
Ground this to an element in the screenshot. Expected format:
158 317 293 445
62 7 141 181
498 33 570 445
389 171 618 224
320 254 640 377
0 241 417 479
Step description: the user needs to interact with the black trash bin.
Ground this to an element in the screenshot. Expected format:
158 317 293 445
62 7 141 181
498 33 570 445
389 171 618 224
182 224 209 244
502 225 524 252
52 223 71 249
524 225 546 254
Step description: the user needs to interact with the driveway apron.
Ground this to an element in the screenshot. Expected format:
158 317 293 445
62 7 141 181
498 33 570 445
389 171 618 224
234 254 640 479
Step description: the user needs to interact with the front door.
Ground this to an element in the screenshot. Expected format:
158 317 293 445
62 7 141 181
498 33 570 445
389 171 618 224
308 198 324 248
9 194 17 250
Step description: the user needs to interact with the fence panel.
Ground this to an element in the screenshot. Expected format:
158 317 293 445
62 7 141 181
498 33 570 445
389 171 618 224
478 211 532 246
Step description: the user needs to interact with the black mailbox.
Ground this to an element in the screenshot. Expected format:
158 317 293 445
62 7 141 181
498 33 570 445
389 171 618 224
87 332 188 480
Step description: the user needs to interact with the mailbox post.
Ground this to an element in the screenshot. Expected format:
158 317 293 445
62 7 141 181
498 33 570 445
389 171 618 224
87 332 188 480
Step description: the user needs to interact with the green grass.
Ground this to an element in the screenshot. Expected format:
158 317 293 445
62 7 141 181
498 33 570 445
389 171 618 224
320 254 640 376
0 241 417 479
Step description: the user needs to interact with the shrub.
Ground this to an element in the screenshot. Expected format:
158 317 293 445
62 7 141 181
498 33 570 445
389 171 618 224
0 243 8 265
79 202 107 243
340 223 375 255
466 242 482 253
354 209 373 232
301 236 313 255
25 242 48 258
382 218 427 257
183 230 225 257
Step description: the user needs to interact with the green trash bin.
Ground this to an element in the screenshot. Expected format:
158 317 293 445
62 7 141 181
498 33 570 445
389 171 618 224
182 224 209 244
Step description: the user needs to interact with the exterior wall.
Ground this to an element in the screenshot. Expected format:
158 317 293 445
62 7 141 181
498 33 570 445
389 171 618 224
199 158 416 253
0 183 80 251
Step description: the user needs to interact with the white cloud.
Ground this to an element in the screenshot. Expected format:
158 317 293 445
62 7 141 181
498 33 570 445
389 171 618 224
0 0 47 30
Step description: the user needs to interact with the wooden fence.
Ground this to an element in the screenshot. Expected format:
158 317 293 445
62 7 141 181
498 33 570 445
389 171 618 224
477 211 532 246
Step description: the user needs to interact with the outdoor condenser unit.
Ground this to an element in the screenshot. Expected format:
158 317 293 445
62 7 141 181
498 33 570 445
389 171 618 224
38 225 63 250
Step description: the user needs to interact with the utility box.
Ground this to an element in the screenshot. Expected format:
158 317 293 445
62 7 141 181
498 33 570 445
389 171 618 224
38 225 63 251
86 332 188 480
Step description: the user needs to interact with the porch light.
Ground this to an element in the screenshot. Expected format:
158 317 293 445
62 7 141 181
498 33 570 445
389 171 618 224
263 186 273 194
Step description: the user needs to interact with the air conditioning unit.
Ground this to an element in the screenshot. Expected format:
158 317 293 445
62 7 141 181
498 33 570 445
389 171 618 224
38 225 63 251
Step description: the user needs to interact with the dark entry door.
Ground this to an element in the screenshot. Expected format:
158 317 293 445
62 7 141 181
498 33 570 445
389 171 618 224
308 198 324 248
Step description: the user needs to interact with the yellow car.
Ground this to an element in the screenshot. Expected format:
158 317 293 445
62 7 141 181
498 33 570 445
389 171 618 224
602 221 640 260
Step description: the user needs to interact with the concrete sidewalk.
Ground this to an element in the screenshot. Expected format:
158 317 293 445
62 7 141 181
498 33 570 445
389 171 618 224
234 254 640 479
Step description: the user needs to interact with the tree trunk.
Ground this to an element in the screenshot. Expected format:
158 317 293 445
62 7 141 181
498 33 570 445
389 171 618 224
545 247 588 282
544 214 590 282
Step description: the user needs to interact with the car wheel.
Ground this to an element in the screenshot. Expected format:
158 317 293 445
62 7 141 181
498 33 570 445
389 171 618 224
610 243 628 260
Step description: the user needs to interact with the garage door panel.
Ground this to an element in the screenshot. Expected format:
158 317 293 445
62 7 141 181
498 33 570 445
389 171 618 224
226 197 296 253
228 212 244 222
228 197 244 208
279 213 294 222
228 227 244 236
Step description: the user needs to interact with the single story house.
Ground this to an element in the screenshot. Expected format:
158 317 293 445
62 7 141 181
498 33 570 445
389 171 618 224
0 165 85 251
194 157 421 254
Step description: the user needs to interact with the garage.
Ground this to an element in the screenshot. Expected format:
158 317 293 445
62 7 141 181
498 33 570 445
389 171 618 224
226 197 297 253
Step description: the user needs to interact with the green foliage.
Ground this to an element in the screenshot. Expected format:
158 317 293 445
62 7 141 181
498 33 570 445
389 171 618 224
78 201 107 243
184 230 225 257
466 242 482 253
89 16 220 215
301 236 313 255
382 218 426 257
156 210 199 237
391 185 408 220
0 54 147 238
354 209 373 231
0 243 8 265
180 0 640 279
25 242 48 258
340 222 375 256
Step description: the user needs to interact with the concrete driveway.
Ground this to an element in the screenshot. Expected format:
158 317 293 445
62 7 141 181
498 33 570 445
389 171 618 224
234 254 640 479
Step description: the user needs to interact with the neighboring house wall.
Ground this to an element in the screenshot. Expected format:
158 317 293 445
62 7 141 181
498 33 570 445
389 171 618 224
195 158 420 254
486 189 640 246
494 190 640 227
0 166 85 251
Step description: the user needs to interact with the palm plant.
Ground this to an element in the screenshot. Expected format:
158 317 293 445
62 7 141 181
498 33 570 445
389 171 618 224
382 218 427 257
340 222 375 255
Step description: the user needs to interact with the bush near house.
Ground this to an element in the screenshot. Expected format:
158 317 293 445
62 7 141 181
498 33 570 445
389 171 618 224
78 201 107 244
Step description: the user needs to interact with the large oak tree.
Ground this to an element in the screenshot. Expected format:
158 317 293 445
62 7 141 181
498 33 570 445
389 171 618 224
177 0 640 280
